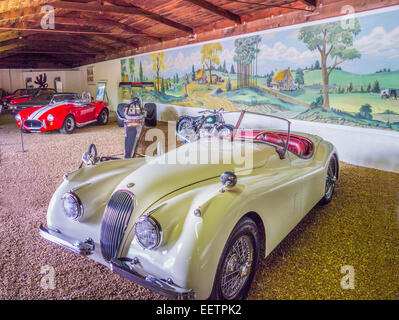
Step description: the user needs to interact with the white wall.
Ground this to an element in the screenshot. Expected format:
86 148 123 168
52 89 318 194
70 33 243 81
0 69 23 92
0 69 82 93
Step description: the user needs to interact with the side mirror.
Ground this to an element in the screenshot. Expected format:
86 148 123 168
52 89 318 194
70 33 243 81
219 171 237 193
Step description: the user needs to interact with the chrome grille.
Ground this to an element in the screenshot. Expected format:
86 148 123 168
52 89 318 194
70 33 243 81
24 120 42 128
100 190 135 261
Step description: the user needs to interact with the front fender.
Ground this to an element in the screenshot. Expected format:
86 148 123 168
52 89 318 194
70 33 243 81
122 178 258 300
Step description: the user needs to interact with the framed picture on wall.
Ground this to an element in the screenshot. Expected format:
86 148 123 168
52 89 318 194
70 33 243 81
96 81 107 102
87 66 94 85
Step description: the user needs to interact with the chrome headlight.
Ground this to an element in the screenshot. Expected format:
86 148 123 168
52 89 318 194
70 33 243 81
61 192 83 220
47 114 54 121
134 216 161 249
15 114 21 121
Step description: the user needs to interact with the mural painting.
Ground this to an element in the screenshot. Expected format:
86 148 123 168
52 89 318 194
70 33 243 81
120 7 399 131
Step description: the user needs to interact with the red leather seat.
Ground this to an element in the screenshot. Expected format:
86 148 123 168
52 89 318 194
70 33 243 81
234 130 313 157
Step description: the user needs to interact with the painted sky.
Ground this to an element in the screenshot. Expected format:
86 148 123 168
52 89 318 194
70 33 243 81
131 7 399 78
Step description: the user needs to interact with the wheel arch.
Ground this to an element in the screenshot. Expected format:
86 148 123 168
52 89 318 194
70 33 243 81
242 211 266 258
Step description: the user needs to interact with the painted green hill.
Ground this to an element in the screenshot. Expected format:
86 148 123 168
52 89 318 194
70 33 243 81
303 69 399 89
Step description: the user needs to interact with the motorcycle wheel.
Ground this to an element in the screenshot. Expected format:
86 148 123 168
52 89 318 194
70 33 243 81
177 117 195 143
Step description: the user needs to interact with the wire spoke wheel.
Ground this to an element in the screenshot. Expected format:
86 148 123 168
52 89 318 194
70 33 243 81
220 235 254 299
325 158 337 199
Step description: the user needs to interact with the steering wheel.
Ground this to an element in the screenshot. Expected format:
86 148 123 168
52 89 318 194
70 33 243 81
254 131 286 147
79 144 98 168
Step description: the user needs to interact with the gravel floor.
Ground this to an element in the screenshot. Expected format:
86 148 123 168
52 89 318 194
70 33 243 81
0 112 398 300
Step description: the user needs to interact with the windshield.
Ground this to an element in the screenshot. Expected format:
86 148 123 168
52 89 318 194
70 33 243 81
51 94 79 104
35 93 53 101
196 110 291 158
13 89 28 95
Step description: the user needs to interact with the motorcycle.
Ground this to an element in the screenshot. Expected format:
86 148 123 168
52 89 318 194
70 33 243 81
176 108 235 143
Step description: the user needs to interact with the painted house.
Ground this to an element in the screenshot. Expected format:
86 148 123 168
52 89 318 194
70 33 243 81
271 67 297 91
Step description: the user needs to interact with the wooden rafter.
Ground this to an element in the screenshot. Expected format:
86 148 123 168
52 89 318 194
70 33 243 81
183 0 241 23
0 25 131 36
51 1 194 34
98 34 138 48
41 16 162 41
0 43 25 53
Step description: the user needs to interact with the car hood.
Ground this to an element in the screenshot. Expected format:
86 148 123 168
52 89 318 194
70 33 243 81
10 96 33 104
114 138 274 215
2 94 17 101
18 102 69 120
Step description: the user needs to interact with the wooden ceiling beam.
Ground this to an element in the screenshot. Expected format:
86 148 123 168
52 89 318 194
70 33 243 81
51 1 194 34
20 32 109 52
0 43 25 53
0 25 128 35
0 6 45 26
0 39 100 55
183 0 241 23
98 34 138 48
50 16 162 42
11 50 97 56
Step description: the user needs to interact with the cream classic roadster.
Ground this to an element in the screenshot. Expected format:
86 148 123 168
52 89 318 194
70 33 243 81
39 111 338 300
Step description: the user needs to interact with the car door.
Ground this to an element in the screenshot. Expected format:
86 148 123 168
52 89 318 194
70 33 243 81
78 102 97 123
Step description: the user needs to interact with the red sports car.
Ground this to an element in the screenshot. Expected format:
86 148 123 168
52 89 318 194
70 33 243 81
15 93 109 134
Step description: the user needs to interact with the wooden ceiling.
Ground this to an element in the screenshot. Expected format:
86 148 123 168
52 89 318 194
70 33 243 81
0 0 318 68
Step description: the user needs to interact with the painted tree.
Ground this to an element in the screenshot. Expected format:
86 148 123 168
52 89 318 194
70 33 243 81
139 61 144 82
295 68 304 87
149 52 166 92
226 77 232 91
201 42 222 84
371 80 380 93
298 21 361 109
358 104 373 120
128 58 135 81
192 65 196 81
230 64 235 74
234 35 261 88
121 59 127 81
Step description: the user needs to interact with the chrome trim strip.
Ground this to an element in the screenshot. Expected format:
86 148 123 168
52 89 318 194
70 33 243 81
39 224 95 255
76 120 96 128
110 258 195 300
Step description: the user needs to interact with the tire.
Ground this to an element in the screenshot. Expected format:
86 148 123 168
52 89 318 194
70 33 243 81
144 103 157 127
117 103 128 127
97 108 109 125
60 114 76 134
209 217 261 300
217 124 235 137
177 117 195 143
320 155 338 205
117 116 124 127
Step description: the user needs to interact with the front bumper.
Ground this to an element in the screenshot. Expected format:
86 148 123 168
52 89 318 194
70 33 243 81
39 224 95 255
110 258 195 300
39 224 195 300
